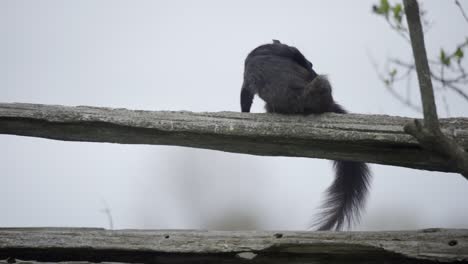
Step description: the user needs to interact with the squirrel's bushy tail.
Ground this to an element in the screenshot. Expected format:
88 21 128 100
313 103 372 231
314 161 371 231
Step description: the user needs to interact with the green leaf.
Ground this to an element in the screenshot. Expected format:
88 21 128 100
392 4 403 23
393 3 402 13
440 49 446 60
440 49 451 66
373 0 390 15
381 0 390 13
454 47 464 61
390 69 397 77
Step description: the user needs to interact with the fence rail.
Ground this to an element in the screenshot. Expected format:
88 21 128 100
0 228 467 263
1 102 468 172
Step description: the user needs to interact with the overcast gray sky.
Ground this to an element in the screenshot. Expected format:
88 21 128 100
1 0 468 231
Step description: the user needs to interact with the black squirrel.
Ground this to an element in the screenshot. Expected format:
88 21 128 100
240 40 371 230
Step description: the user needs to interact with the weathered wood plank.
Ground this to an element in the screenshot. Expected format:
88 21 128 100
0 228 466 263
1 102 468 172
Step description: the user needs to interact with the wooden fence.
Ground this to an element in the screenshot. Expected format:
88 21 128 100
1 102 468 263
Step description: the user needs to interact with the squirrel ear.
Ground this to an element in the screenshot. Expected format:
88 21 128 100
272 39 281 44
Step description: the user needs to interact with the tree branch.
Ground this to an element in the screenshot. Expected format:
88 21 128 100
404 0 439 129
1 103 468 173
403 0 468 179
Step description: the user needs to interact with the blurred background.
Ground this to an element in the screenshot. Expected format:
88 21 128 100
1 0 467 231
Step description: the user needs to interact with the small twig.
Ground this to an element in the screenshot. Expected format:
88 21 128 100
438 66 451 117
387 85 422 112
388 59 416 81
441 92 451 117
456 0 468 24
405 68 414 100
457 62 468 79
367 52 422 112
389 58 415 68
431 72 468 85
386 18 412 43
100 198 114 230
446 82 468 101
